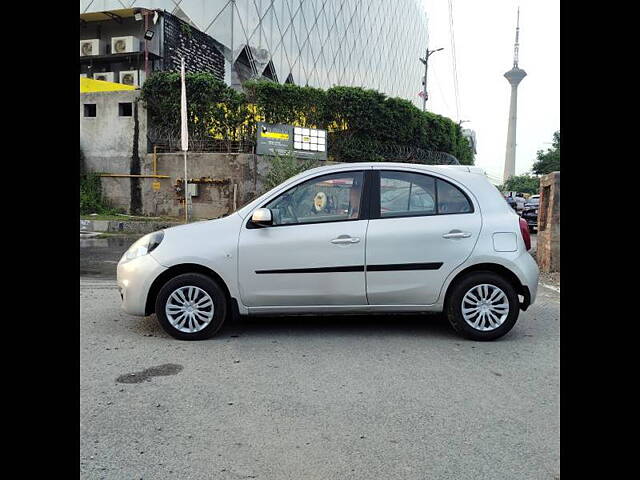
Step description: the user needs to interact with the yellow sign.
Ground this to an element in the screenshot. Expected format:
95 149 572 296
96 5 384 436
261 131 289 140
80 77 136 93
152 181 161 191
302 136 310 142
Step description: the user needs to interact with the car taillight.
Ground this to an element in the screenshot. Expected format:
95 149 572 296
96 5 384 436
519 217 531 251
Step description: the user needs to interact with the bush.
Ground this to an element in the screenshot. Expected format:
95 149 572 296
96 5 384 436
80 173 119 215
500 174 540 195
264 151 319 191
141 74 475 164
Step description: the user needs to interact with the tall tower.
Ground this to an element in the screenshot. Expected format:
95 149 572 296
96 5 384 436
503 7 526 182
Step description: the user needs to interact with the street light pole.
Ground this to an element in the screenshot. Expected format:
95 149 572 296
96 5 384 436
420 47 443 112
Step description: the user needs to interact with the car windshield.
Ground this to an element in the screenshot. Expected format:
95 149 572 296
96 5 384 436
526 197 540 205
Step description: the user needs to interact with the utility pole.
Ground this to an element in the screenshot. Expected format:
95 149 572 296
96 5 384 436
419 47 443 112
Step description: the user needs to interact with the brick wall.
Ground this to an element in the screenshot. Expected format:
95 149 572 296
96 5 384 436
162 12 225 80
536 172 560 272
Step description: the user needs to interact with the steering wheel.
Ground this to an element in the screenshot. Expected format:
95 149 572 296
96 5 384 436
286 203 298 223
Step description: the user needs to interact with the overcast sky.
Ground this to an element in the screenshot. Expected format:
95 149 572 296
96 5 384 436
422 0 559 183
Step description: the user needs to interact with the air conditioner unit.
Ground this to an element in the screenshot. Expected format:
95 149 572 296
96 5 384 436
93 72 115 82
111 36 138 54
119 70 145 87
80 39 100 57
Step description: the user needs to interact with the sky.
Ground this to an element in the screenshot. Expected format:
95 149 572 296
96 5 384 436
422 0 560 183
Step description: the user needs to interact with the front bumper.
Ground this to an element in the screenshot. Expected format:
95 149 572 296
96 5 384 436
116 254 167 316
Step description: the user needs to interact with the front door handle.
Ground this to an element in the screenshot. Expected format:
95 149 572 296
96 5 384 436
331 235 361 244
442 230 472 239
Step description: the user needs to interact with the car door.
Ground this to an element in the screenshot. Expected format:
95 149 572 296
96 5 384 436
238 170 370 308
365 169 481 305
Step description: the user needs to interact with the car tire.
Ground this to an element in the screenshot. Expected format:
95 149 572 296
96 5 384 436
445 271 520 341
155 273 227 340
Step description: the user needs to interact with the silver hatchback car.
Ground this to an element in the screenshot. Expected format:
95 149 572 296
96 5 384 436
117 163 538 341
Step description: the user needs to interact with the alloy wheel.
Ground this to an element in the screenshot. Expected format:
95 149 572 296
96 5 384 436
461 284 510 331
165 286 215 333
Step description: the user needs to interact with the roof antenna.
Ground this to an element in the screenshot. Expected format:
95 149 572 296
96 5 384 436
513 6 520 68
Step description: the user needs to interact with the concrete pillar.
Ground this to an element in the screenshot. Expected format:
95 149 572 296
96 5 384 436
536 171 560 272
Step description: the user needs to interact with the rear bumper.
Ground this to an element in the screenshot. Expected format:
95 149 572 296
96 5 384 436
513 252 539 308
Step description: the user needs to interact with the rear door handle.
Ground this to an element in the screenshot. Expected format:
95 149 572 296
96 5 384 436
331 235 360 244
442 230 472 239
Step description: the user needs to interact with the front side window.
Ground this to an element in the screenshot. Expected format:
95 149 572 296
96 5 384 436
265 171 364 226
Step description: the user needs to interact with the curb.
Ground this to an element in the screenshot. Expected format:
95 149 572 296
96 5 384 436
80 219 181 235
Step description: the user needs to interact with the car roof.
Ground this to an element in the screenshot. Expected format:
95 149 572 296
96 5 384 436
300 162 487 182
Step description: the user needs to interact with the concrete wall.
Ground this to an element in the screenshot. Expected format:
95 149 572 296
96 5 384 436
99 153 270 219
536 171 560 272
81 90 150 213
80 90 147 173
80 89 270 217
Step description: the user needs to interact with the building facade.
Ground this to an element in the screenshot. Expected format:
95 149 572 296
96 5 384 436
80 9 226 84
80 0 429 108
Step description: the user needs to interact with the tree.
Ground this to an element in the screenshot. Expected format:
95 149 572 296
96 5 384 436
500 174 540 195
532 130 560 175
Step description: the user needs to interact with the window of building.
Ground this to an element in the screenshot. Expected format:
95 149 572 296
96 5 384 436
84 104 96 117
118 102 133 117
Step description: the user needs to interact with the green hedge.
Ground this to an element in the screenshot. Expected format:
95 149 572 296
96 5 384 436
142 74 474 165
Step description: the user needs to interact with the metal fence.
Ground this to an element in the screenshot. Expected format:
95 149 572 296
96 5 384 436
147 126 460 165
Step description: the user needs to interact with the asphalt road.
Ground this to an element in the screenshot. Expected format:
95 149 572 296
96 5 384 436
80 234 558 480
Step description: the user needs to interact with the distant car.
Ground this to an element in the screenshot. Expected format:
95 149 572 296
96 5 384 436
522 194 540 232
117 163 538 341
503 192 525 214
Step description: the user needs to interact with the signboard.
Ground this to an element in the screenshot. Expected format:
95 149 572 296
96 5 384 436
152 181 161 191
256 122 327 161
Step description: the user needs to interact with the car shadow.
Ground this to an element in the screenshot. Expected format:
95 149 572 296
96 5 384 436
131 312 529 343
220 312 462 341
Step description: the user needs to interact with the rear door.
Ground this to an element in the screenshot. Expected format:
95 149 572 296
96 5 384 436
365 169 481 305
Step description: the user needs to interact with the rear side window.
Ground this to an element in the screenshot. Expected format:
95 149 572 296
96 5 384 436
380 171 436 218
377 170 473 218
436 179 473 214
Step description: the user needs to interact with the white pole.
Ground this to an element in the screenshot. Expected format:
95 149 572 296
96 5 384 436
183 151 188 223
180 57 189 223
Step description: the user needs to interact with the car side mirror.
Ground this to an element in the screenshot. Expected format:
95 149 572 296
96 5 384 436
251 208 273 227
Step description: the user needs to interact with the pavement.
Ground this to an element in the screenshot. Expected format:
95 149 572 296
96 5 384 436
80 233 559 480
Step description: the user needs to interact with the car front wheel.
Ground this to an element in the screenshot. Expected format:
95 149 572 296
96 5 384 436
445 272 520 341
155 273 227 340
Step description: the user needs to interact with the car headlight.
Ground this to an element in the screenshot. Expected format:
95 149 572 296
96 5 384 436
121 231 164 263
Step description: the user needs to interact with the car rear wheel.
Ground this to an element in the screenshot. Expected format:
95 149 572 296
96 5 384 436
155 273 227 340
445 271 520 341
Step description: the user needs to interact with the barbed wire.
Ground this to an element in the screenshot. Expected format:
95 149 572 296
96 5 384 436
147 126 460 165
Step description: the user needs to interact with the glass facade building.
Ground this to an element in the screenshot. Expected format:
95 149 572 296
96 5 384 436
80 0 429 108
